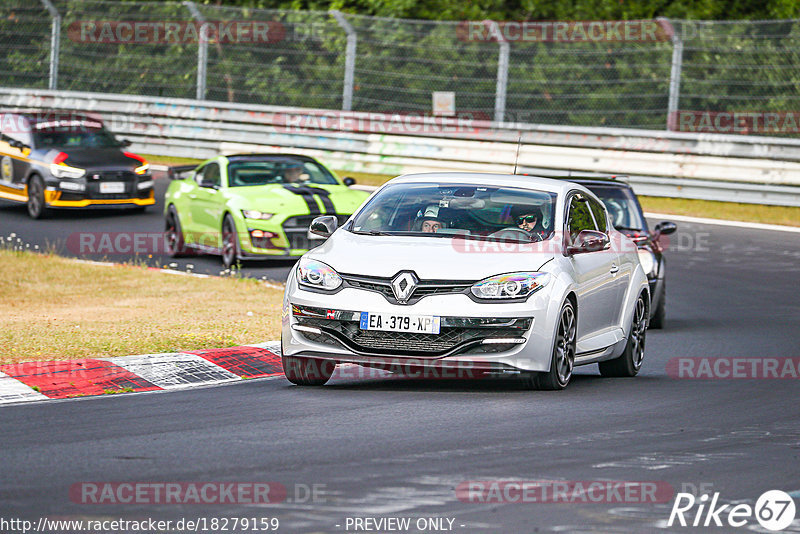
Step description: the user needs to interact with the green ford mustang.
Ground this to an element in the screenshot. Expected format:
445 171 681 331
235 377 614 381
164 153 371 267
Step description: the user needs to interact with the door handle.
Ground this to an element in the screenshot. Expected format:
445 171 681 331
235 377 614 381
610 263 619 274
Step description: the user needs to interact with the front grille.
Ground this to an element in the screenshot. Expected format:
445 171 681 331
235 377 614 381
283 214 350 250
340 273 472 304
295 316 531 357
85 171 136 199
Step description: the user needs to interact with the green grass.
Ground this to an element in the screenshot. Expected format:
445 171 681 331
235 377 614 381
0 249 284 363
639 196 800 227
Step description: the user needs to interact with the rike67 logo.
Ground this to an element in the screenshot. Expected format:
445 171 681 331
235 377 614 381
668 490 796 531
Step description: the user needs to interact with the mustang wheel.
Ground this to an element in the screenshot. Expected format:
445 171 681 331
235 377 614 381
282 355 335 386
221 214 239 269
26 175 48 219
524 300 576 391
599 293 647 377
165 206 187 257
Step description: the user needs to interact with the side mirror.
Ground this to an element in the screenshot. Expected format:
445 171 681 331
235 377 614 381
654 221 677 236
343 177 356 186
567 229 609 255
120 139 132 147
309 215 338 238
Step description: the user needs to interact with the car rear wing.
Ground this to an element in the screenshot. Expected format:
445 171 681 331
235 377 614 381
167 164 198 180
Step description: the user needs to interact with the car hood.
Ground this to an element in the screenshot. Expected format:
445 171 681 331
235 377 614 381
56 148 139 170
225 183 368 214
308 230 556 281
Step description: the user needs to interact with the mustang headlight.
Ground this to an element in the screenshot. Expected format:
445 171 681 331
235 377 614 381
471 272 551 300
297 257 342 291
242 210 275 220
637 249 657 277
50 163 85 179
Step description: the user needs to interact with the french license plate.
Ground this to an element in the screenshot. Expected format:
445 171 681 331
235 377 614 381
359 312 440 334
100 182 125 194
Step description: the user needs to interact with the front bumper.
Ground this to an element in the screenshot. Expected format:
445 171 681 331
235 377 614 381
44 180 155 209
282 276 560 373
238 214 349 258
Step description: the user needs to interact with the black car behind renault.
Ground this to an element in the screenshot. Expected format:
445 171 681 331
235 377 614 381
0 111 154 218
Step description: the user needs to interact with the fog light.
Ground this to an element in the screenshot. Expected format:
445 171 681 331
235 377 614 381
59 181 85 192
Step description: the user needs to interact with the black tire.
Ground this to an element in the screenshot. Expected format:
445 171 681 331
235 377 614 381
599 293 648 377
282 355 335 386
649 281 666 329
165 206 188 258
221 214 239 269
523 300 576 391
26 175 48 219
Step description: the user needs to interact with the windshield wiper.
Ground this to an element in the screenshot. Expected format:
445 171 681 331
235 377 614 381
353 230 394 236
614 226 645 232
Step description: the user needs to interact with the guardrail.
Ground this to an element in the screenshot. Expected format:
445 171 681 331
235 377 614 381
2 87 800 206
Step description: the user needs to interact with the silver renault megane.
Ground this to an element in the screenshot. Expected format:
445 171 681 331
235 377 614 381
281 173 650 390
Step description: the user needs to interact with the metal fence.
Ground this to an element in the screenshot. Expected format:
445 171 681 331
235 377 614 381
3 1 800 132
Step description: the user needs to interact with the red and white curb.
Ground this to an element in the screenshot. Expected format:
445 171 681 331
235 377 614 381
0 342 284 406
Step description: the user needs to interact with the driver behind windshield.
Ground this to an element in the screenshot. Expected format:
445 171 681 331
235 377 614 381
283 162 306 184
415 206 444 233
514 206 548 241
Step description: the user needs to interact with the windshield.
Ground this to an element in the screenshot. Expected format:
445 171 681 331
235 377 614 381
350 183 558 242
227 158 338 187
584 184 647 232
33 126 123 149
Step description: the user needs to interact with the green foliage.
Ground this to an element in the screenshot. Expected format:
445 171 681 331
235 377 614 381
4 0 800 132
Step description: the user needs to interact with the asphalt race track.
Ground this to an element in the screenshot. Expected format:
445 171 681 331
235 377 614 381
0 172 297 281
1 196 799 533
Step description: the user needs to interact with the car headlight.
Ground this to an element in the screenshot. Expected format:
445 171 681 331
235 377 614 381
242 210 275 220
471 272 551 300
297 257 342 291
50 163 85 179
637 249 657 277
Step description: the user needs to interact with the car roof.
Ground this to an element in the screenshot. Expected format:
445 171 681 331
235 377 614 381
388 172 589 195
225 153 317 162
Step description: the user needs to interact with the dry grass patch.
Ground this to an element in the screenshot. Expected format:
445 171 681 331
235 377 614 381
639 196 800 227
0 250 284 363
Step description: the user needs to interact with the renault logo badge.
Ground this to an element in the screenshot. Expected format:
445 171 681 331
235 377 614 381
391 271 418 303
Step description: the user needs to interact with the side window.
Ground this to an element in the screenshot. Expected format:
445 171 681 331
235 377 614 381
203 162 221 187
588 197 608 233
567 195 597 243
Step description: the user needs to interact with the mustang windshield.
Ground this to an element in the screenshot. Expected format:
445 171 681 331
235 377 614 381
351 183 558 242
227 158 338 187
